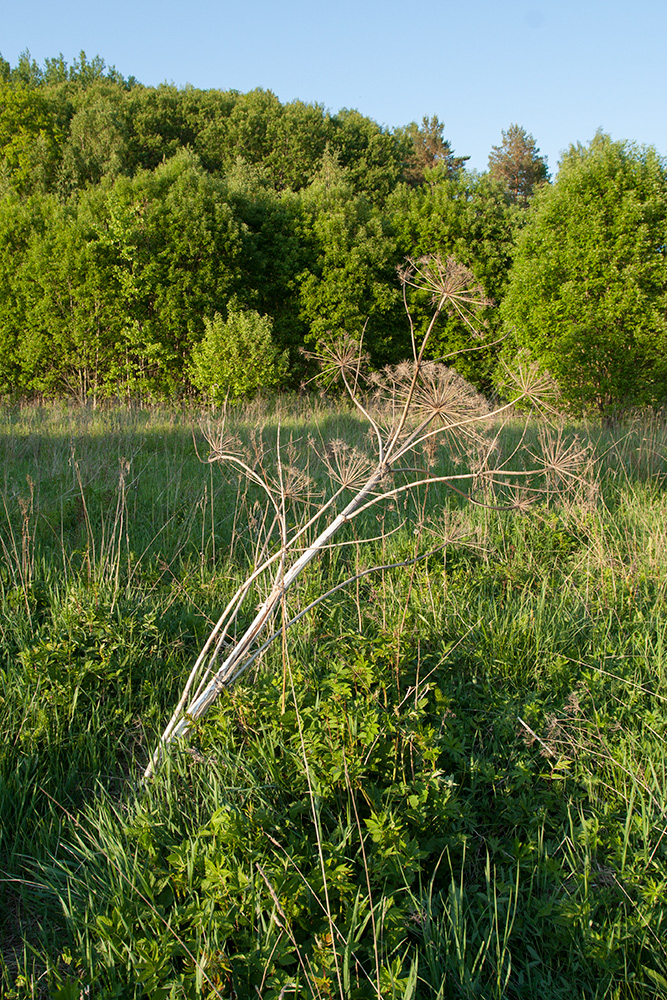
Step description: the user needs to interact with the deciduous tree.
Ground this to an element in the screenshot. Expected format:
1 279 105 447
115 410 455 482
297 153 403 365
0 80 62 192
501 132 667 415
190 306 288 401
388 173 519 389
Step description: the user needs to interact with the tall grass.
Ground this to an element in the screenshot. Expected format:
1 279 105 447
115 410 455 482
1 400 666 998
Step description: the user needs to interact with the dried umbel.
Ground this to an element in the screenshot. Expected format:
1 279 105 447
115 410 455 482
198 414 243 463
146 253 579 778
533 425 593 490
304 332 370 391
495 350 560 415
398 255 493 333
371 361 489 431
320 439 375 491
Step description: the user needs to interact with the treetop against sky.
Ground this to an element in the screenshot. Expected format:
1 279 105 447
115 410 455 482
1 0 665 173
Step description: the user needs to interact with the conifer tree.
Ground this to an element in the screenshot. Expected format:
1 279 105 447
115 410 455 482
488 123 549 203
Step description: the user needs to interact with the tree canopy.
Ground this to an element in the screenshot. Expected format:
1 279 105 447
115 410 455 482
488 124 549 203
0 49 664 413
190 306 288 402
502 132 667 414
400 115 469 187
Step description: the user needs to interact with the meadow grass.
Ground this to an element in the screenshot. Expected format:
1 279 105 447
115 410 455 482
1 400 666 999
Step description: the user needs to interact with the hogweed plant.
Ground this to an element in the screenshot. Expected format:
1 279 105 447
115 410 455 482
145 254 590 778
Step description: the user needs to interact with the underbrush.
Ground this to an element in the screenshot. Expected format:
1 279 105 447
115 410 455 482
1 402 666 998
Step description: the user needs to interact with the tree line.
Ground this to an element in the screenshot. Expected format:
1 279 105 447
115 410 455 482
0 50 665 414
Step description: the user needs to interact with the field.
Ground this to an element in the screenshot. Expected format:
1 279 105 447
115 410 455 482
1 399 667 999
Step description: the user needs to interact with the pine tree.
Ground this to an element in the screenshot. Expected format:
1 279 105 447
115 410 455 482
488 124 548 203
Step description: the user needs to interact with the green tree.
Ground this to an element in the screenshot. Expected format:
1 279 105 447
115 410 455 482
94 149 246 395
190 306 288 401
400 115 468 186
330 108 406 202
297 152 403 365
65 50 129 88
9 49 42 87
263 99 331 190
0 186 126 400
0 189 47 393
0 79 62 192
388 172 519 389
222 160 310 369
488 123 549 203
57 82 132 192
501 132 667 415
0 150 247 400
126 85 200 173
19 196 122 400
221 88 284 169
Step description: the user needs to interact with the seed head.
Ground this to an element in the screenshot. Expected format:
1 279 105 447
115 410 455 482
304 333 369 389
398 255 492 331
320 439 375 490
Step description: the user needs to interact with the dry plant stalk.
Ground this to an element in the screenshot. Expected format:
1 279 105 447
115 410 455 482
145 254 586 778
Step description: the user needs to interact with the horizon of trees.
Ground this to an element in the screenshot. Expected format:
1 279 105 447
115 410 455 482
0 49 665 416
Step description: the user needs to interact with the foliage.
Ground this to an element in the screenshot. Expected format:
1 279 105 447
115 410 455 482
400 116 469 187
1 403 667 997
0 188 46 391
56 81 133 193
297 153 404 364
501 132 667 415
0 150 245 399
15 189 122 401
0 48 665 417
221 162 311 365
488 123 549 203
388 173 521 390
91 149 245 397
0 51 436 398
330 108 407 203
190 306 288 401
0 79 63 192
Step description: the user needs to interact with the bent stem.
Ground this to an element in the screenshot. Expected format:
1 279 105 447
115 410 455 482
145 254 575 779
145 462 387 777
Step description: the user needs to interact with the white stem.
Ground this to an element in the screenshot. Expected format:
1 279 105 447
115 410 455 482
144 463 386 778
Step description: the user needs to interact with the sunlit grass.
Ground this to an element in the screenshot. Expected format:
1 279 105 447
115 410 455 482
1 400 666 998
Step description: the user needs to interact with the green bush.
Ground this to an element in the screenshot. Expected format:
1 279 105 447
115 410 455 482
501 132 667 416
190 306 288 402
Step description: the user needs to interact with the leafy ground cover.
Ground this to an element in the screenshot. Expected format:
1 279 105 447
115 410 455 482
1 401 666 999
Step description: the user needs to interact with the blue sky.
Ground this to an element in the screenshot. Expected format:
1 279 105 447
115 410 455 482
1 0 665 174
